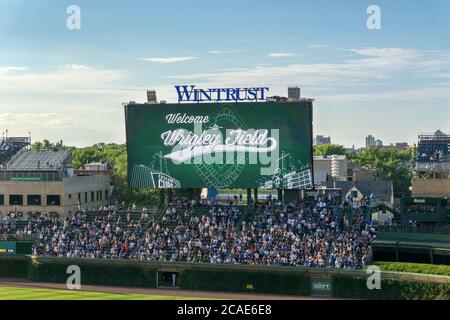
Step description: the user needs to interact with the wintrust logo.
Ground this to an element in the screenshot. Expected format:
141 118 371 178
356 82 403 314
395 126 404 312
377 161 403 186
175 85 269 103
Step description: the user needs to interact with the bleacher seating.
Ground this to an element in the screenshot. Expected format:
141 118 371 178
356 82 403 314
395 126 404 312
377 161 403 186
1 209 159 241
3 199 371 269
6 149 70 171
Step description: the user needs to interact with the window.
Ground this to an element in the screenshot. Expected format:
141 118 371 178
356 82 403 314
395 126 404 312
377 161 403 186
351 191 358 198
68 194 72 199
105 190 109 201
10 195 23 206
27 195 42 206
47 195 61 206
0 195 4 206
91 191 94 202
85 192 88 203
78 193 81 202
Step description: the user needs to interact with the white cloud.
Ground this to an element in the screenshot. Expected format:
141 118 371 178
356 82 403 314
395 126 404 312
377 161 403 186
64 64 92 71
0 66 28 74
164 47 450 103
0 113 73 129
1 47 448 146
345 47 450 75
347 47 419 59
137 56 198 64
208 49 244 54
168 48 450 85
0 64 123 93
318 87 450 103
0 64 141 145
268 52 300 58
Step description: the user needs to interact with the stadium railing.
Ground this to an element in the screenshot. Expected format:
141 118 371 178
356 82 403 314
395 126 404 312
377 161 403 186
377 224 450 235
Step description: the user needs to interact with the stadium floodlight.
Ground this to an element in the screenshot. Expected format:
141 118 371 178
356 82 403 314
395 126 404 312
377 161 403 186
330 155 339 188
330 155 339 178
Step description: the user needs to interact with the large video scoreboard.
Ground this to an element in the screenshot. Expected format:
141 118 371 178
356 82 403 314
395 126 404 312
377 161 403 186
125 101 313 189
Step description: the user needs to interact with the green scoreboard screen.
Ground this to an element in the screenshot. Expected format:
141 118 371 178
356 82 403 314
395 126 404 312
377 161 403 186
0 241 16 255
125 101 313 189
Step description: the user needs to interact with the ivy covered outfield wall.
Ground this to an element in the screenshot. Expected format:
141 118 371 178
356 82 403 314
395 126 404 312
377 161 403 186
28 257 158 287
0 256 449 299
332 275 449 300
178 269 311 295
0 255 29 278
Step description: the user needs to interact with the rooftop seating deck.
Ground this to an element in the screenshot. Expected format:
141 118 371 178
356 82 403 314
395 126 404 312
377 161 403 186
6 149 70 171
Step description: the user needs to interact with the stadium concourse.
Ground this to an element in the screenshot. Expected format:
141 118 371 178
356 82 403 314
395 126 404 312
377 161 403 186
2 195 371 269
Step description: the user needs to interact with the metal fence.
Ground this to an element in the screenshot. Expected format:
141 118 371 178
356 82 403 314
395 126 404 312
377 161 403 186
378 224 450 235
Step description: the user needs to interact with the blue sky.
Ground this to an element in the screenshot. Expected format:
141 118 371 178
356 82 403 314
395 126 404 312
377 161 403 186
0 0 449 147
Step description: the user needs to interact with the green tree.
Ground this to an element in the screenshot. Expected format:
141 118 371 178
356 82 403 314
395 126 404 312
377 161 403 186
31 141 43 150
314 144 346 156
346 147 414 197
70 143 160 204
31 139 64 151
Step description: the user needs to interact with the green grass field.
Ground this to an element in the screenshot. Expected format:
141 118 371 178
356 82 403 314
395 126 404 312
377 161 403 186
0 286 203 300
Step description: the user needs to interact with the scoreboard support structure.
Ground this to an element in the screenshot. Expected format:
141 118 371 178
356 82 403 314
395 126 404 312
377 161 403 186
247 188 252 205
277 189 283 201
159 189 165 208
155 187 313 208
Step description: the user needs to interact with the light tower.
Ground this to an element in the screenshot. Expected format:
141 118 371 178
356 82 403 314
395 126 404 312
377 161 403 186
330 154 340 189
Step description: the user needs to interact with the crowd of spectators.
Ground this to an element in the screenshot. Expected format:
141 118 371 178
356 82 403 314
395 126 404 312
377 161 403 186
31 209 152 259
229 196 370 268
0 212 17 240
131 203 242 263
1 195 371 269
0 138 28 166
0 138 16 153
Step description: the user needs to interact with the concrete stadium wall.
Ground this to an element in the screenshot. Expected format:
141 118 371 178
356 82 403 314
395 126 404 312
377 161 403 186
0 174 111 217
0 255 449 299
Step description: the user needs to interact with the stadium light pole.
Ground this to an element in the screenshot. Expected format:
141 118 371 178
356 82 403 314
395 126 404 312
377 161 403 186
331 155 339 189
331 155 346 227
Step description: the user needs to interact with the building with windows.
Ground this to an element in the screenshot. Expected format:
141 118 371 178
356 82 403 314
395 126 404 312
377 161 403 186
394 142 409 150
0 143 112 218
313 155 348 183
375 139 383 147
365 135 376 148
313 135 331 146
